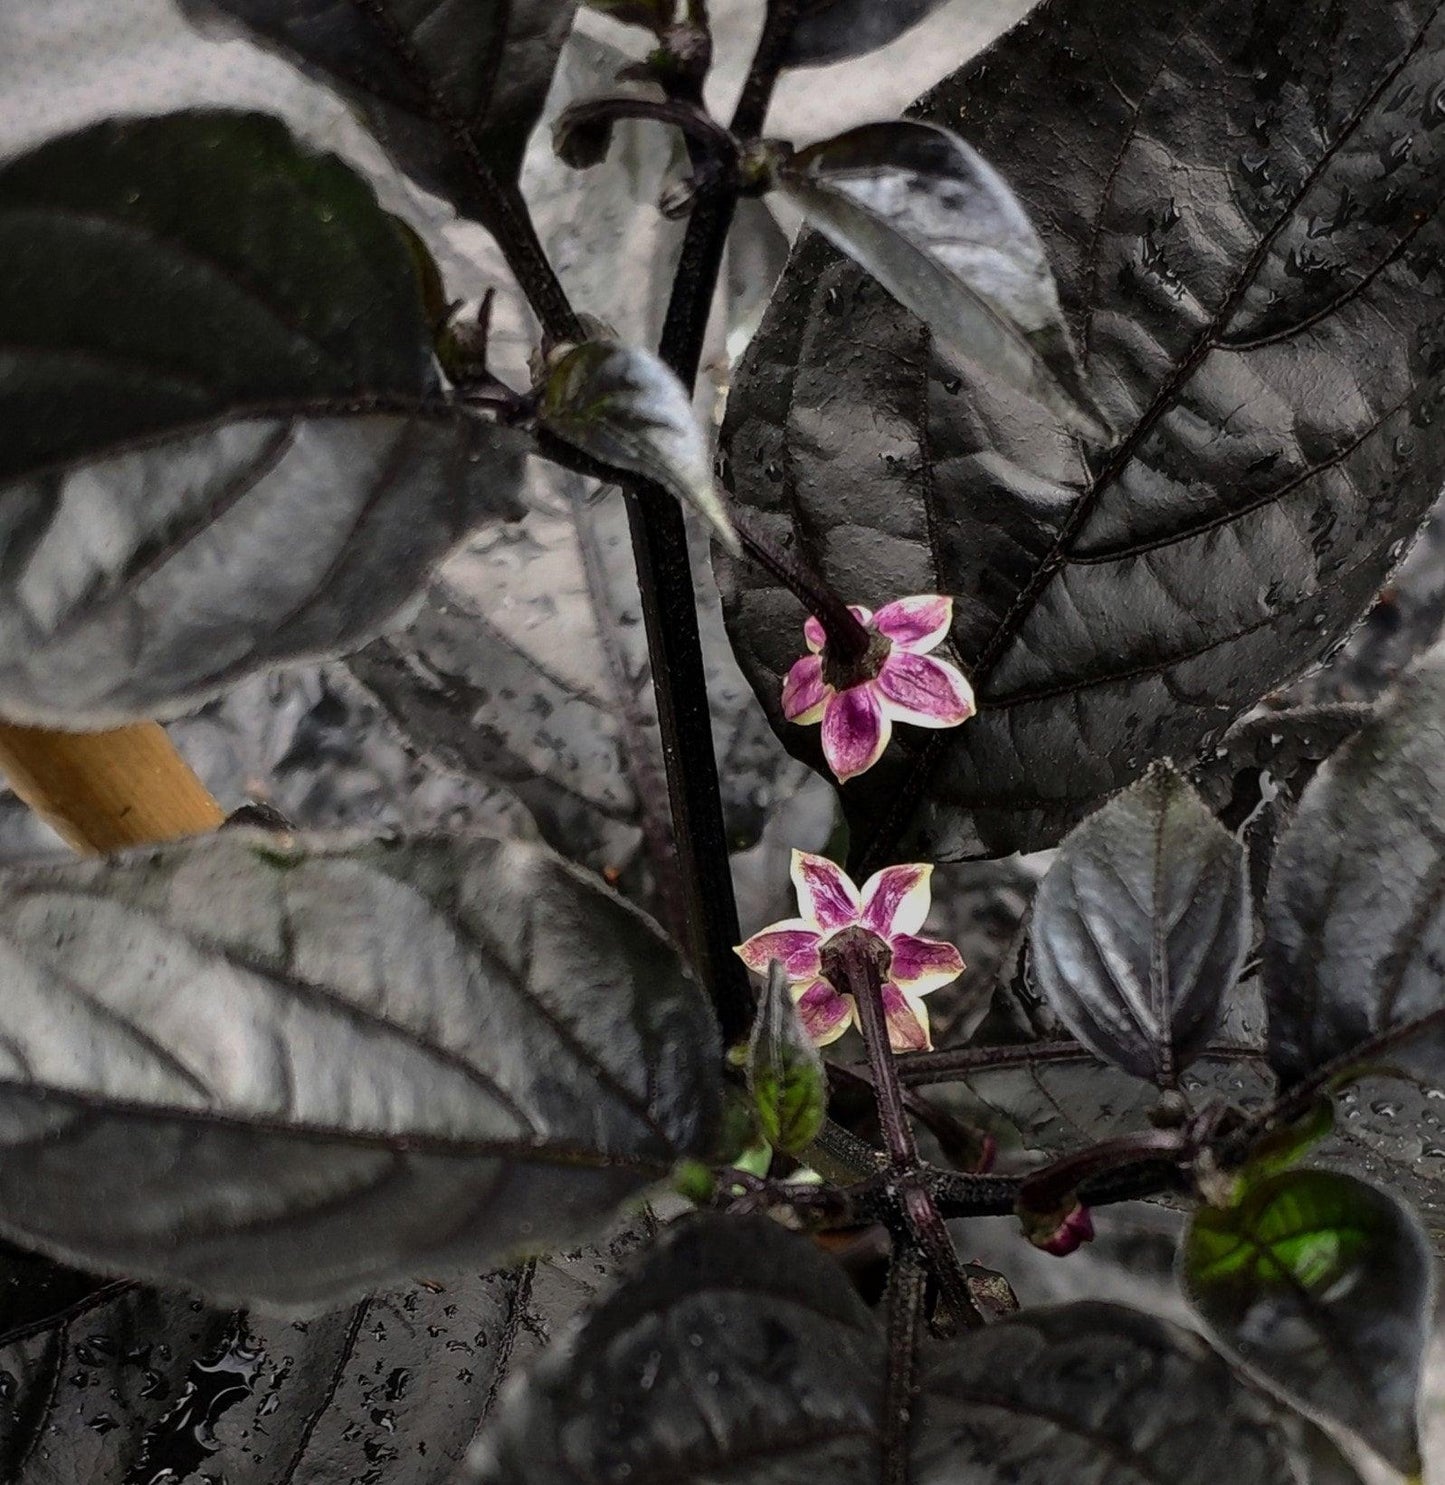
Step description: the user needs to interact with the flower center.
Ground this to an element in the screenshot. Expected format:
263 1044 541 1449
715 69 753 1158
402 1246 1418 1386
819 923 893 988
821 625 892 692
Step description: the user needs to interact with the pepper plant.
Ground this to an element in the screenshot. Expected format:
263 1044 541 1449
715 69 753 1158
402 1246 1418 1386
2 0 1445 1481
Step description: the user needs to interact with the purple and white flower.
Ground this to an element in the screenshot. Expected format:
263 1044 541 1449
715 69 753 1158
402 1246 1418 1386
735 849 964 1052
781 594 975 783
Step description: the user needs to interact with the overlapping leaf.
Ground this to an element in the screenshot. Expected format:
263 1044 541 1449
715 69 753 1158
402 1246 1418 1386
913 1301 1364 1484
0 1221 652 1483
1266 642 1445 1088
0 830 718 1309
0 111 525 727
775 120 1107 437
469 1214 885 1483
720 0 1445 861
183 0 577 213
538 340 739 550
1182 1170 1433 1475
1029 764 1248 1084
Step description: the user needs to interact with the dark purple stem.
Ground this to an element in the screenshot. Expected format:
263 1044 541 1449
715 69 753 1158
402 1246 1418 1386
733 512 873 666
825 929 982 1329
1015 1129 1188 1217
882 1245 926 1485
556 95 739 164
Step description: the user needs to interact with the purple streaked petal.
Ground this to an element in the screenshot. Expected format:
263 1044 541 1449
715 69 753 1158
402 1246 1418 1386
820 684 891 782
860 862 933 939
790 850 861 932
888 933 965 994
793 977 855 1046
881 981 931 1052
782 653 830 724
875 651 975 728
734 922 824 979
804 605 873 655
872 594 953 652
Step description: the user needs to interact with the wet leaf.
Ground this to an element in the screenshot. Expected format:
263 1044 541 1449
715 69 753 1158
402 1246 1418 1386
182 0 577 213
913 1301 1365 1484
538 340 739 552
1265 643 1445 1088
1182 1169 1434 1475
0 1221 652 1483
917 1043 1273 1160
0 111 525 727
0 830 718 1310
785 0 954 66
776 120 1107 438
747 960 827 1154
720 0 1445 861
468 1214 885 1483
1029 764 1249 1085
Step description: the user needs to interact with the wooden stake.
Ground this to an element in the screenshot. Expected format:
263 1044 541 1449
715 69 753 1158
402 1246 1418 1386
0 723 224 855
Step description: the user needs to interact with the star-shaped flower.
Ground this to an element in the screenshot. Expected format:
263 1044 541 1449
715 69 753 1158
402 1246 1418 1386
735 850 964 1052
782 595 975 783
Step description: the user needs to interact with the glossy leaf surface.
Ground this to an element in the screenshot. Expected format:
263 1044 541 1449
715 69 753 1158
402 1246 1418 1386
1266 643 1445 1088
1 1222 652 1483
539 340 739 552
785 0 954 65
720 0 1445 861
777 121 1106 437
0 831 717 1309
469 1214 885 1483
913 1301 1364 1484
1182 1169 1433 1474
184 0 577 208
0 111 525 726
1030 764 1248 1084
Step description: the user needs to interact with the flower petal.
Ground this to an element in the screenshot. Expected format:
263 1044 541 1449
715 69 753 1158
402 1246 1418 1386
875 651 975 728
821 684 892 782
793 977 855 1046
881 982 931 1052
790 850 861 932
888 933 965 994
735 922 824 980
782 653 830 724
872 594 953 652
803 605 871 656
860 862 933 938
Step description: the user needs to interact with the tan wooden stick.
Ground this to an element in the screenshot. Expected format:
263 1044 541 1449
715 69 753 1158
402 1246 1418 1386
0 722 224 854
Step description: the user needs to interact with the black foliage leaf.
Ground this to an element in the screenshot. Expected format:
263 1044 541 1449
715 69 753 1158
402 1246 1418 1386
785 0 953 66
1029 763 1249 1085
913 1301 1365 1483
1265 642 1445 1090
0 830 718 1309
537 339 738 549
182 0 578 209
0 1223 652 1483
776 120 1107 438
720 0 1445 862
0 111 526 727
469 1214 886 1483
1182 1169 1433 1475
